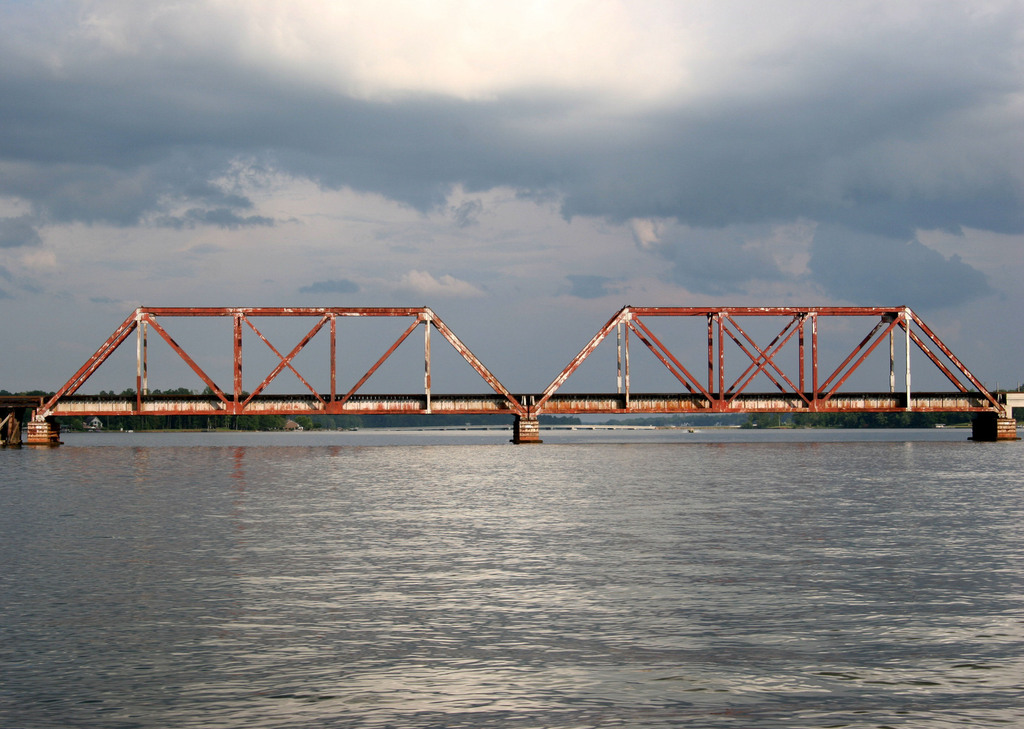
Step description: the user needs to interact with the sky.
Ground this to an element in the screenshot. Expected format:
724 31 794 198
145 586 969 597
1 0 1022 396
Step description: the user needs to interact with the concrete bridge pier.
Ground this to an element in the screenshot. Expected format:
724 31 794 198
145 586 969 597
26 416 62 446
512 415 542 444
971 412 1019 441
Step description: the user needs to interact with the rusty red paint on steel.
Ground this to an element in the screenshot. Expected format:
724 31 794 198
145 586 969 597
36 305 1005 420
140 307 429 317
46 392 999 418
630 306 905 316
39 309 138 412
38 307 527 419
904 311 1000 410
536 306 1004 417
719 314 805 403
241 314 329 407
817 316 901 403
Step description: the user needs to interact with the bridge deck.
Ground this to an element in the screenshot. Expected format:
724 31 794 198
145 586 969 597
48 392 998 417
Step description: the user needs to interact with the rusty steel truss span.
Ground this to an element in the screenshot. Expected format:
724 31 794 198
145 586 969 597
25 305 1018 444
537 306 1006 416
37 307 526 420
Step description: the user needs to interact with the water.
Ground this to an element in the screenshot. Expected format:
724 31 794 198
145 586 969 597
2 429 1022 728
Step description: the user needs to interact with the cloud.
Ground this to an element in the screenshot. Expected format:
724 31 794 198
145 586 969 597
185 243 227 256
629 218 664 250
641 224 792 296
298 278 359 295
450 199 483 229
396 270 484 298
57 0 691 103
808 227 992 309
0 1 1018 243
565 275 618 299
155 208 275 230
0 1 1022 392
0 216 42 248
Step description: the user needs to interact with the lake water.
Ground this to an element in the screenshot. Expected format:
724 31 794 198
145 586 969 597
2 428 1022 728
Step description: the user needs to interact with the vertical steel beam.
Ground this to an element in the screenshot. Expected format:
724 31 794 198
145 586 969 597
707 314 714 397
330 314 337 402
624 320 630 408
142 321 148 397
717 314 725 401
890 326 896 394
799 314 805 394
424 317 432 413
905 308 911 411
811 313 818 410
616 322 623 394
136 313 143 413
233 313 243 414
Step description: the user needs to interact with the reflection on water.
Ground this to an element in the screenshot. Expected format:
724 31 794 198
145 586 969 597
1 432 1022 728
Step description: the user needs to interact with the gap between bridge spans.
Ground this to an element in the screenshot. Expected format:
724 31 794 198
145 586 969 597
22 305 1019 445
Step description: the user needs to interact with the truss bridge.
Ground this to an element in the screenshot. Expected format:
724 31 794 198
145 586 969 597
3 306 1019 445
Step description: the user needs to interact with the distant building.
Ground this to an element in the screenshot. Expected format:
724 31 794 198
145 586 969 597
284 419 303 431
84 417 103 431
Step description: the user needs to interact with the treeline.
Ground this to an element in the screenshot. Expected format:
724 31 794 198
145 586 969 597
744 411 974 429
601 413 748 427
59 412 581 432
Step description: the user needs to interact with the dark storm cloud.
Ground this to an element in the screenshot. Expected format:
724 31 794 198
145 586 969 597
298 279 360 295
155 208 274 230
565 275 618 299
644 228 789 296
451 199 483 228
0 2 1020 307
3 20 1021 236
808 227 992 309
0 216 41 247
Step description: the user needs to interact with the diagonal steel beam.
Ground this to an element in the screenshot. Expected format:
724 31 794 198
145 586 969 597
901 314 1002 412
536 306 630 410
721 315 808 404
335 318 423 408
628 317 710 399
426 309 525 415
38 310 139 415
818 317 892 394
144 314 231 407
819 316 901 403
242 315 328 406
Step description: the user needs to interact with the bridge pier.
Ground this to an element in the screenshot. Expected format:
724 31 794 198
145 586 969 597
512 415 542 444
26 416 62 447
1 407 25 447
971 412 1020 442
